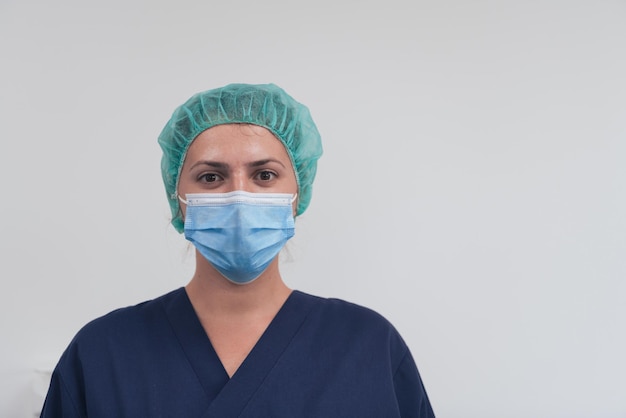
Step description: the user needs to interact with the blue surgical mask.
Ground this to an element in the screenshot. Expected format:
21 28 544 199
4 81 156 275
179 191 296 284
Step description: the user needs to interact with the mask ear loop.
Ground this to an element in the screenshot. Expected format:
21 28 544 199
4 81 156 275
176 193 187 227
177 193 188 206
291 193 299 221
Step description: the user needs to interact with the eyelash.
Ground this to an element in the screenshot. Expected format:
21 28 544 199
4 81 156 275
199 173 222 183
255 170 277 181
196 170 277 184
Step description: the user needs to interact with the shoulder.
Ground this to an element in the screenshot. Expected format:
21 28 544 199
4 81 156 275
293 291 409 357
295 291 396 328
65 288 185 352
290 291 416 379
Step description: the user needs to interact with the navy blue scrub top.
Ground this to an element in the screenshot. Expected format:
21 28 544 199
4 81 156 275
41 288 435 417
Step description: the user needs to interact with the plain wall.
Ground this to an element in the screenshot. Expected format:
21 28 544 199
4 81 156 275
1 0 625 417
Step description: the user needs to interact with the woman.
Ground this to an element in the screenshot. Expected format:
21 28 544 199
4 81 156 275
41 83 435 417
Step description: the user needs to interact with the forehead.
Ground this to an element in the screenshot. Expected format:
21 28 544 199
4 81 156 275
185 123 290 161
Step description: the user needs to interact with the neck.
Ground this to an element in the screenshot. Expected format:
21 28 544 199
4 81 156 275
185 252 291 318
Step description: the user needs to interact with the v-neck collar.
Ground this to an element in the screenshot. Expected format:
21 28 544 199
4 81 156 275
162 288 228 402
161 288 317 418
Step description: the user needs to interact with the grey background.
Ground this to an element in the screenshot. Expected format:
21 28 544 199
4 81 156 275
1 0 625 417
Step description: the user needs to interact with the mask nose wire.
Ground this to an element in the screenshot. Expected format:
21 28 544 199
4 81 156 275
177 191 297 206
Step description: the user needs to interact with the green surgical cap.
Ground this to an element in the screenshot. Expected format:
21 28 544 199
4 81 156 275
158 83 323 233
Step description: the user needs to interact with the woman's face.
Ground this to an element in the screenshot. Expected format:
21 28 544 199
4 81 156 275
177 123 298 217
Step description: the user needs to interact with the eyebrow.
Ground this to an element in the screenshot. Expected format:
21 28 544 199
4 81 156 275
188 160 229 171
188 159 287 171
248 159 287 169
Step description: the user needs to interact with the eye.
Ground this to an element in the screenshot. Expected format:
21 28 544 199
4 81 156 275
199 173 222 183
256 170 276 182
